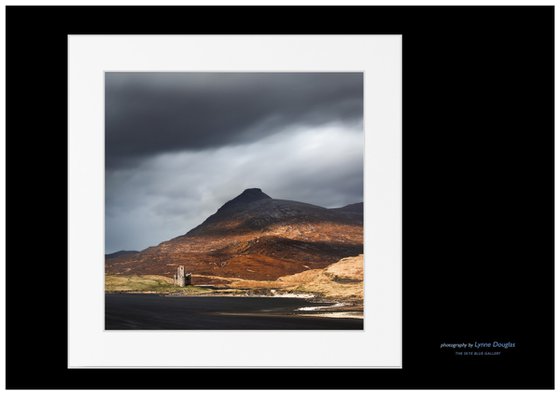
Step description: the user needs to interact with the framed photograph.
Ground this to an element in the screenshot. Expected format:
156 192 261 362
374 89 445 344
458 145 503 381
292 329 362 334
5 5 554 389
71 36 401 368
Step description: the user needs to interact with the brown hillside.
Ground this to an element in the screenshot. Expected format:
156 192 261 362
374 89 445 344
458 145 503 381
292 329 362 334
106 189 363 282
232 254 364 300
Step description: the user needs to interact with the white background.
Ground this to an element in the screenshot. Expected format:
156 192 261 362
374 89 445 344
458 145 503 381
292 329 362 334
68 34 402 368
0 0 557 395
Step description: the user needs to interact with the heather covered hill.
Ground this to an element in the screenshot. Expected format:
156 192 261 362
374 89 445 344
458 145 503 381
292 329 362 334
105 188 363 281
231 254 364 301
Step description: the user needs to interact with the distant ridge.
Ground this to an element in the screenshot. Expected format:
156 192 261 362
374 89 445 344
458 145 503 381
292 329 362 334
331 202 363 213
105 250 139 259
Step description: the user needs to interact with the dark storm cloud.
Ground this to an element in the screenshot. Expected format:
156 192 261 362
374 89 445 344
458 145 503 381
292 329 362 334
105 72 362 169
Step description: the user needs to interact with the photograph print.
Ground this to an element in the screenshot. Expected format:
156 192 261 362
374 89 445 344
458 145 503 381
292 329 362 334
105 72 364 330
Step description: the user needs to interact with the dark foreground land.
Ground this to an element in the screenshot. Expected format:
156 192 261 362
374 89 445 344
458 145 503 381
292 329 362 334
106 293 363 330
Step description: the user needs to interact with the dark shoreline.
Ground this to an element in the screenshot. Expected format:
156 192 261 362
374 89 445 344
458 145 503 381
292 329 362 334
106 293 363 330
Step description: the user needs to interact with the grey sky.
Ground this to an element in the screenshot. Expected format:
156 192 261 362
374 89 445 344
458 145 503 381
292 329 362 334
106 72 363 253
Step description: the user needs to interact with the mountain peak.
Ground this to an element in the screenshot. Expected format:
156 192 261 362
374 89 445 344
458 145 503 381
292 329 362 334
242 187 265 194
218 188 272 211
238 188 271 200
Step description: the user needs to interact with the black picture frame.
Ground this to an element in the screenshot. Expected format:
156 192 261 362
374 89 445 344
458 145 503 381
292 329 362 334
6 5 554 389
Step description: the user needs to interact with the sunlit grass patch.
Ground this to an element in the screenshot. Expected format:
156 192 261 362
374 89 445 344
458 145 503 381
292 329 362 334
105 275 208 295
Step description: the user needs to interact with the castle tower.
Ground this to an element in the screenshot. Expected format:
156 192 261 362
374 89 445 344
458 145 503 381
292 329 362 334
174 265 192 287
176 265 186 287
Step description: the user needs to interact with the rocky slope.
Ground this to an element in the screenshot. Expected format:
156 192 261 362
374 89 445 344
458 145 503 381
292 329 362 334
105 188 363 282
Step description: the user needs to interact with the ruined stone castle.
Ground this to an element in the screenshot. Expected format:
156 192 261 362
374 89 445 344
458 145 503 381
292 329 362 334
173 265 192 287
